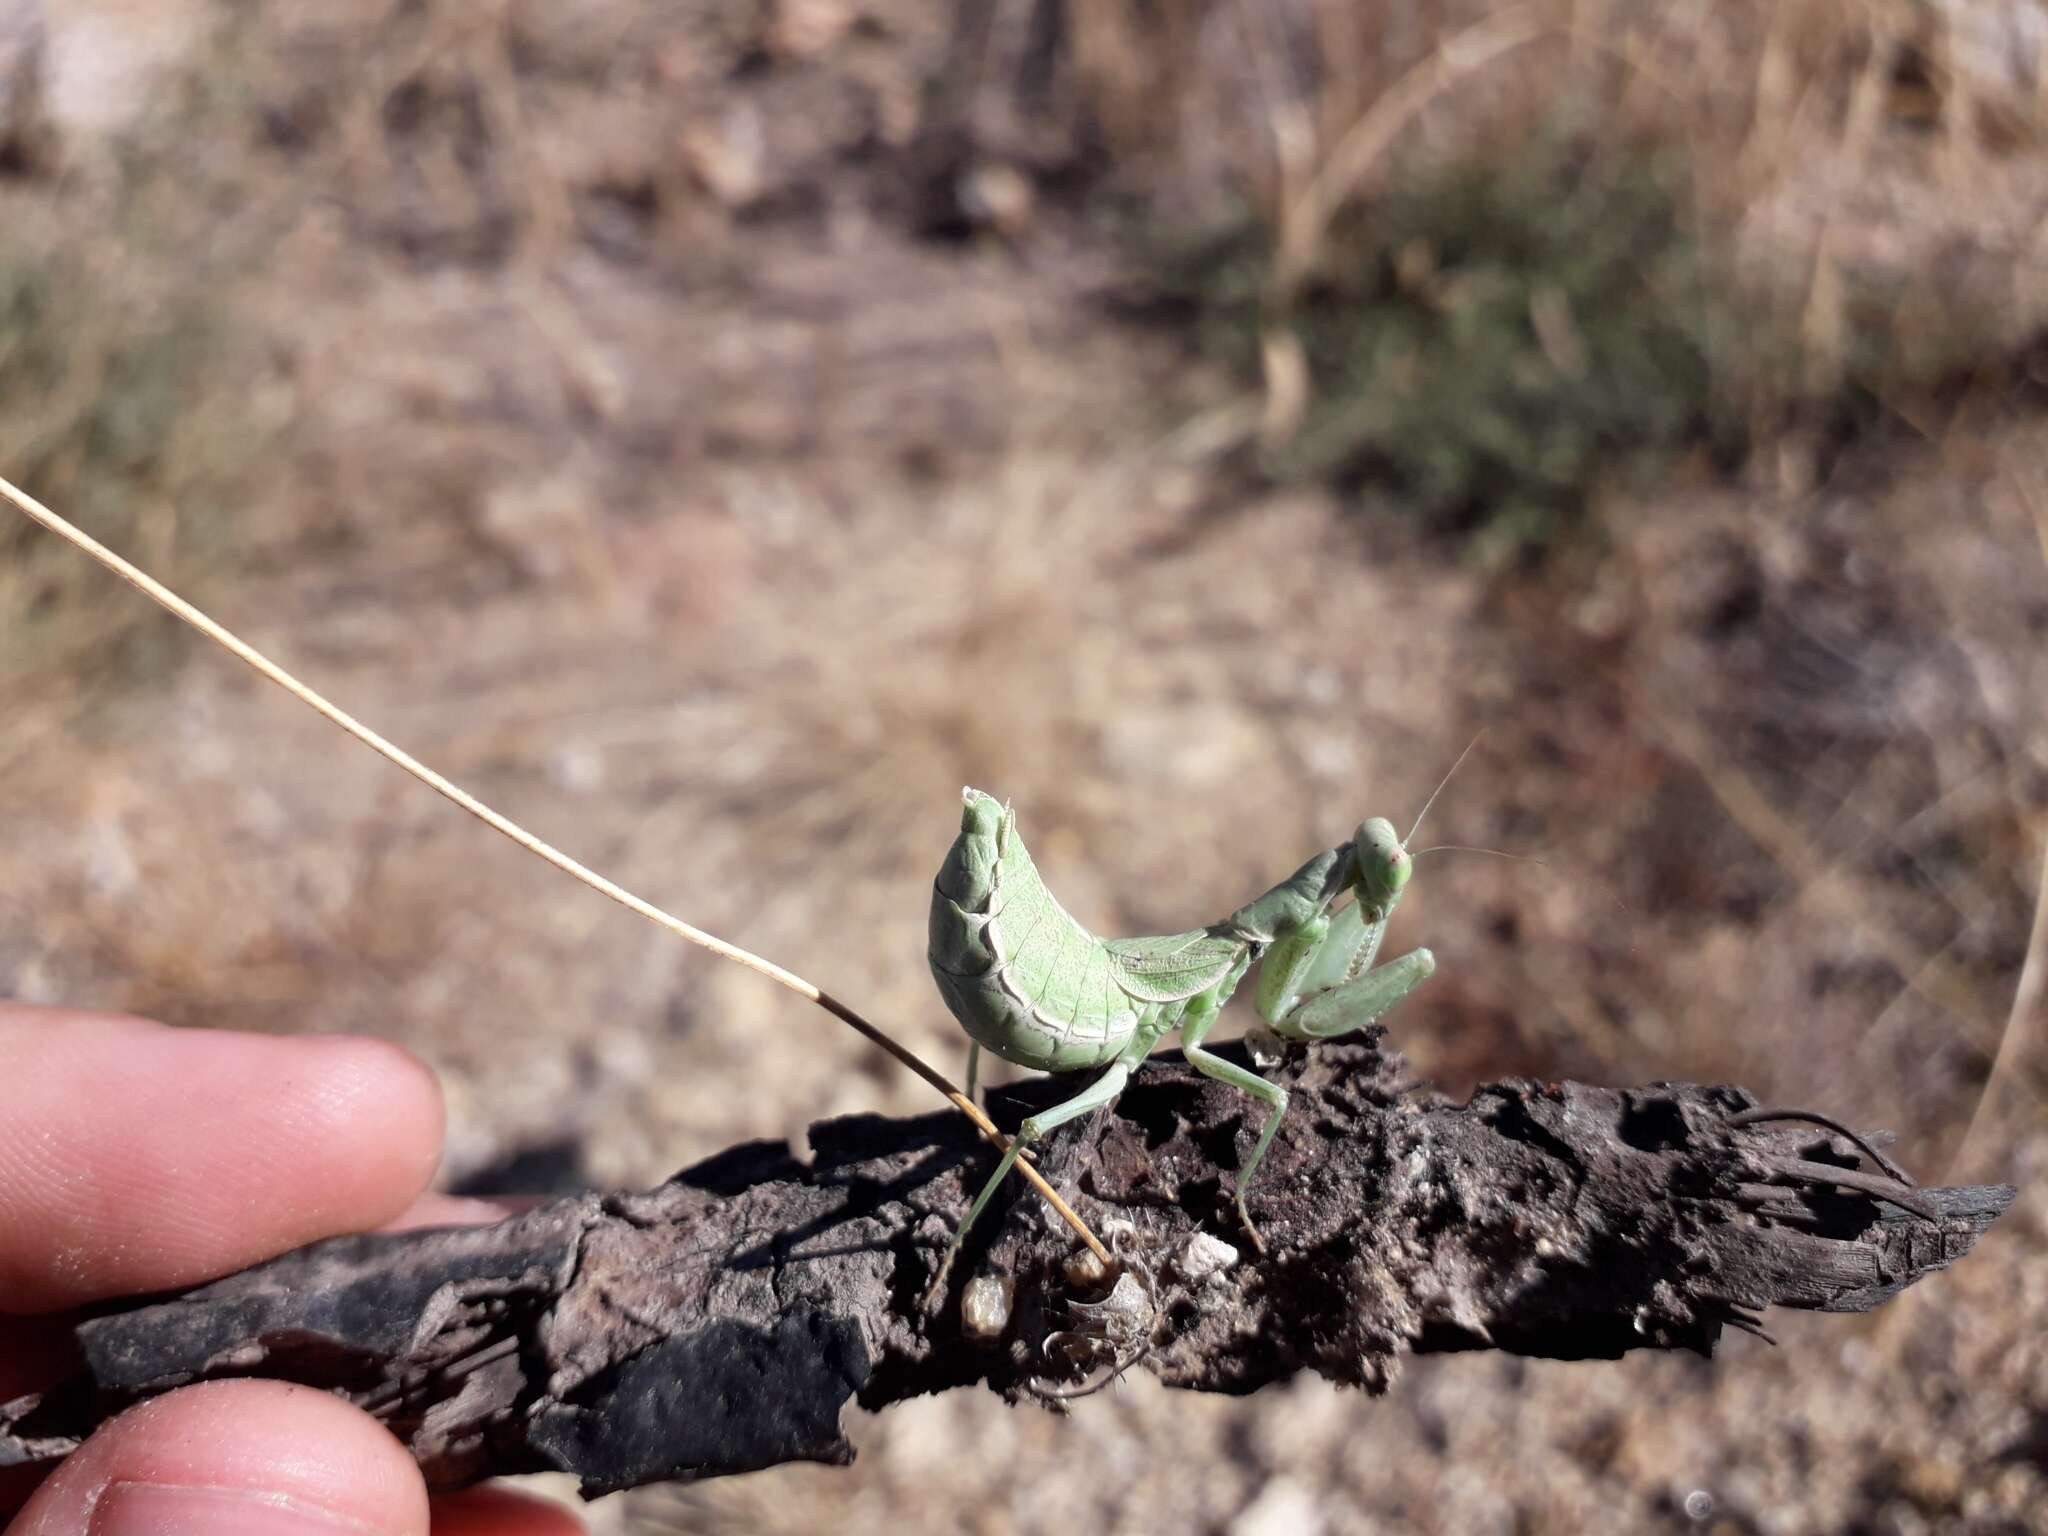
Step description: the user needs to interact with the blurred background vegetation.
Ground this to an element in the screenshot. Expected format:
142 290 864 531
1 0 2045 1531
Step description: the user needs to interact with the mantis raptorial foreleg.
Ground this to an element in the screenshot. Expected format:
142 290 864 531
1255 896 1436 1042
1281 948 1436 1041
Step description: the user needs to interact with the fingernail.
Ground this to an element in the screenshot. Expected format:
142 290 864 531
92 1482 380 1536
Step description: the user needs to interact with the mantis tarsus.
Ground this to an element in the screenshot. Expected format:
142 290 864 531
930 787 1438 1259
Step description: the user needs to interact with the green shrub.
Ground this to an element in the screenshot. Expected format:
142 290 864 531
1147 135 1737 554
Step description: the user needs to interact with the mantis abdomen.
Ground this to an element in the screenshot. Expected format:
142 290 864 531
928 789 1140 1072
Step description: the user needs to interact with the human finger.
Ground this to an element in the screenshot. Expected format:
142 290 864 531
428 1486 586 1536
3 1379 429 1533
0 1008 444 1312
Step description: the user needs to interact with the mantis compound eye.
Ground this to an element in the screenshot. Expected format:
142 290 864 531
1353 817 1412 900
1385 848 1413 890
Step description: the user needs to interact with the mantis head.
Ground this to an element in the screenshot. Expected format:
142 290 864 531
1351 816 1412 911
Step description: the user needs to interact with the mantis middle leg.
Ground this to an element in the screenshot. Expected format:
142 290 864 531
1178 983 1288 1251
1196 899 1432 1247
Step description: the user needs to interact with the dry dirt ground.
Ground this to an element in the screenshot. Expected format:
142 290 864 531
1 1 2045 1532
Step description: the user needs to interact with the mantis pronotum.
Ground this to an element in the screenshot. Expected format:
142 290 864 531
0 471 1112 1269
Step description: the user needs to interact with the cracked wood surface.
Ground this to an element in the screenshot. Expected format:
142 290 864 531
0 1036 2017 1499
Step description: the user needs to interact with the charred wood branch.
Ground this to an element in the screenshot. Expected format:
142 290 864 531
0 1037 2015 1499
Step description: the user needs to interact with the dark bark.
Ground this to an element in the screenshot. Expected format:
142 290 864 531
0 1036 2016 1499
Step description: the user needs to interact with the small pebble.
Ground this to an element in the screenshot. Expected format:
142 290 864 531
961 1275 1011 1341
1174 1232 1240 1284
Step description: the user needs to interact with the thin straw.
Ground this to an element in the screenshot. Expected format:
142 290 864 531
1 471 1108 1266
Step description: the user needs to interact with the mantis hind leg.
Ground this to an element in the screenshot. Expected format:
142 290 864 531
965 1042 982 1104
1179 987 1287 1252
943 1058 1133 1272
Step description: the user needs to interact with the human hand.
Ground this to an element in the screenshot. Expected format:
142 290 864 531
0 1005 585 1535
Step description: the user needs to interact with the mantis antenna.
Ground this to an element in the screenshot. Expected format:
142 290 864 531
1406 733 1549 869
1406 728 1486 846
0 471 1111 1268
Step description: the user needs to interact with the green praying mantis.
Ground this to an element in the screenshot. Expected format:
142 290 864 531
929 785 1441 1259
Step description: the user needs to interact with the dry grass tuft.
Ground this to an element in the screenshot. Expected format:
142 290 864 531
1049 0 2048 553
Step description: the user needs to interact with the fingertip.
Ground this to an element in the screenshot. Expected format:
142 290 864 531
430 1485 587 1535
382 1194 536 1233
6 1380 430 1535
0 1010 451 1310
291 1033 447 1220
